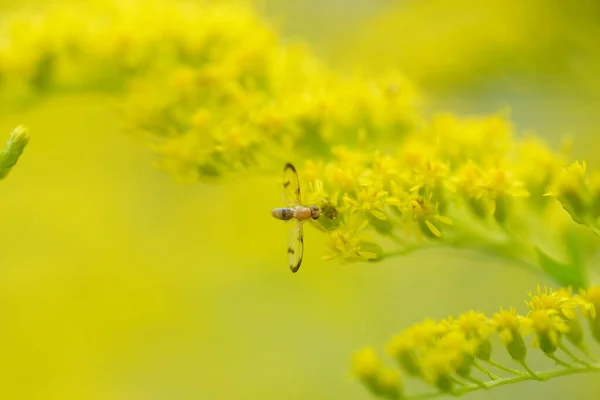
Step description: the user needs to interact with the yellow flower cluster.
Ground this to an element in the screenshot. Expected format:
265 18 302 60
353 285 600 399
0 0 419 178
1 2 285 94
2 1 596 289
122 46 418 182
294 113 594 289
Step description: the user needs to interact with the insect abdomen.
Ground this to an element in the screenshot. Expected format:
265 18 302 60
294 206 312 221
271 207 294 221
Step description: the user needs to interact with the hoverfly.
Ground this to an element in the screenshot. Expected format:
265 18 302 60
271 163 322 273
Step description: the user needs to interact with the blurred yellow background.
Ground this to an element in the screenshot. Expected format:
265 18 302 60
1 1 600 399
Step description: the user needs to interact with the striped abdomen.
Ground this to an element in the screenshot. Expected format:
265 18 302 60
272 206 321 221
272 207 295 221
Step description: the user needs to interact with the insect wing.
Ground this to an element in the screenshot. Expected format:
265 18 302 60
282 163 301 205
287 221 304 273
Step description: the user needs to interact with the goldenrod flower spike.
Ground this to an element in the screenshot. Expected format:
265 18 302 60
353 285 600 399
0 125 29 180
290 116 593 288
4 0 599 289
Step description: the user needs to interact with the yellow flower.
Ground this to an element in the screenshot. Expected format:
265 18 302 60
343 181 389 220
321 217 382 262
351 347 381 381
516 137 566 198
411 158 452 193
396 193 452 239
387 334 421 377
436 330 478 377
526 285 577 320
525 285 589 349
375 368 404 400
453 163 529 221
351 348 403 399
546 161 600 233
454 311 494 360
579 286 600 344
492 308 527 362
579 286 600 319
419 348 461 392
520 309 569 354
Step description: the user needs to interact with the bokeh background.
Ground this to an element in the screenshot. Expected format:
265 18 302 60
1 0 600 399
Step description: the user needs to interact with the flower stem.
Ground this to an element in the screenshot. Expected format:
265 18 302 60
406 363 600 400
483 359 526 377
548 354 573 368
517 360 544 380
560 344 597 368
473 360 499 380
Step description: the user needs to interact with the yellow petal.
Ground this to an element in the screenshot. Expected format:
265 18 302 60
425 220 441 237
435 215 453 225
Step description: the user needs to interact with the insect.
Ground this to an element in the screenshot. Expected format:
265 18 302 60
271 163 322 273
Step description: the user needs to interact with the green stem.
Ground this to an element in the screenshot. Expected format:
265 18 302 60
446 218 543 277
462 374 488 389
548 354 573 368
579 344 599 363
560 344 597 368
406 363 600 400
517 360 544 380
450 377 468 387
483 359 526 377
472 360 499 380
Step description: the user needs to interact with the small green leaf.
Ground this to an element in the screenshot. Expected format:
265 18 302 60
0 125 29 180
535 247 587 289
